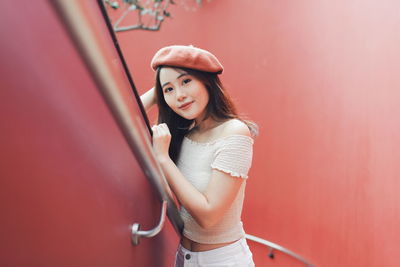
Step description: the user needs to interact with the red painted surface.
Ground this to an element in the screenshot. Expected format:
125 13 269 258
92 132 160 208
0 1 177 266
109 1 400 266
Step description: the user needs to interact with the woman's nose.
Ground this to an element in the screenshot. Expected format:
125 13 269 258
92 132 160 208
175 87 186 101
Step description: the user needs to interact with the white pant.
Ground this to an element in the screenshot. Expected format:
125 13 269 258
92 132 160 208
174 238 255 267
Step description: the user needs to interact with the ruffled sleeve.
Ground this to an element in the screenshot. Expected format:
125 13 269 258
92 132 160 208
210 135 254 179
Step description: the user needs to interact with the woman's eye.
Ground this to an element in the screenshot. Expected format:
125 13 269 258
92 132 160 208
183 78 191 84
164 87 173 93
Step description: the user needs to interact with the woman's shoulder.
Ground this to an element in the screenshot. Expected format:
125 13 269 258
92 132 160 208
219 119 252 139
183 119 253 146
184 119 252 145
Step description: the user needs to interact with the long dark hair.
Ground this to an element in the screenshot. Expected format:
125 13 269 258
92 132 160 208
154 66 258 162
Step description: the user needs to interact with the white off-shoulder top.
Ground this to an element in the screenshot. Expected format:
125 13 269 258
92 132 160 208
176 134 254 244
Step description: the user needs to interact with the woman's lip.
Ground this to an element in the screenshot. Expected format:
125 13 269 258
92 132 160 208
179 101 193 110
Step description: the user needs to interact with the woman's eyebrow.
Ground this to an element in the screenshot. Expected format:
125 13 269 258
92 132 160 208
162 73 188 88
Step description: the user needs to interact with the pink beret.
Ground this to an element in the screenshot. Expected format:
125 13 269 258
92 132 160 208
151 45 223 74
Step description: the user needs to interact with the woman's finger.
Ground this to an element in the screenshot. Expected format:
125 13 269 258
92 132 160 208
160 123 167 130
152 125 160 137
151 124 171 138
160 123 170 134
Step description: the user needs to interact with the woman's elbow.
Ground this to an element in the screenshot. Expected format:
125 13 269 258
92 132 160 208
197 214 222 229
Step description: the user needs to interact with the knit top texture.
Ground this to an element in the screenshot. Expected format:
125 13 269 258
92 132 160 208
176 134 254 244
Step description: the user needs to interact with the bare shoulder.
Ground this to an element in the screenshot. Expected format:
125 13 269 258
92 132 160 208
220 119 251 138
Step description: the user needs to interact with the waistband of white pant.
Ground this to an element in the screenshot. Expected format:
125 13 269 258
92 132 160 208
177 237 247 257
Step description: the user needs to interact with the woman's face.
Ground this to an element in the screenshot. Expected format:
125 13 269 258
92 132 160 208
159 67 209 121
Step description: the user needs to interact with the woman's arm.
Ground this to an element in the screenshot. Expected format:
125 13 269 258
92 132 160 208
140 87 156 111
159 157 244 229
152 122 251 229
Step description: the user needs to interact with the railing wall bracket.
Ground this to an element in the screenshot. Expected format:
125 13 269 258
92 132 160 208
131 200 167 245
246 234 315 267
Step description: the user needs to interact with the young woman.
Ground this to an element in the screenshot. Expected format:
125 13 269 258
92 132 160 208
141 45 257 266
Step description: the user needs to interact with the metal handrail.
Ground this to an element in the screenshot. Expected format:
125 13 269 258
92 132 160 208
131 201 168 245
52 0 183 241
245 234 315 267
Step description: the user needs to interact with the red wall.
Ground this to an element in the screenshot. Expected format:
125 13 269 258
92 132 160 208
109 1 400 266
0 1 177 266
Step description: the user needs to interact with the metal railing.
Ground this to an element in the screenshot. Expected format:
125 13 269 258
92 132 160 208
52 0 184 245
246 234 315 267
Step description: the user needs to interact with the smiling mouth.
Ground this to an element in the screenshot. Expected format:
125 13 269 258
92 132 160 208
179 101 193 110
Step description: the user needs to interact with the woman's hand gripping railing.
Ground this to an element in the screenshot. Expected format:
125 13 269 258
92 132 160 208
51 0 183 248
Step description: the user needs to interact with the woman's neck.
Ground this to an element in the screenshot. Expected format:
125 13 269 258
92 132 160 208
193 116 223 133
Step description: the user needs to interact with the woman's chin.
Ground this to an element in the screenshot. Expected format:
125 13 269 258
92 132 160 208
176 111 198 120
180 114 195 120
